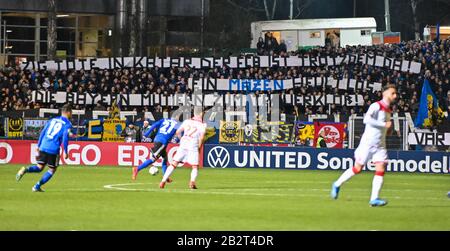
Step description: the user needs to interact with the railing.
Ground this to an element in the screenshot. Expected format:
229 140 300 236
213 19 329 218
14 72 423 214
348 114 408 151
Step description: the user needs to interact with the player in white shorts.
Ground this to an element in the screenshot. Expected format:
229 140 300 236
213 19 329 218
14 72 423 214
331 85 398 207
160 107 206 189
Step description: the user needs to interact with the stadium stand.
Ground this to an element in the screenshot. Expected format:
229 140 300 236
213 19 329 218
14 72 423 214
1 39 448 120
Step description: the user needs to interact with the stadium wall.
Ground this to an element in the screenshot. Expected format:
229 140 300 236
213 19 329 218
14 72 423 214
1 140 448 174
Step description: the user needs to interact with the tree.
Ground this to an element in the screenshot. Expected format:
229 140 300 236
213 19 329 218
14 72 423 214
225 0 266 14
410 0 423 41
47 0 57 60
206 1 262 53
128 0 137 56
263 0 278 20
293 0 314 19
226 0 312 20
226 0 276 20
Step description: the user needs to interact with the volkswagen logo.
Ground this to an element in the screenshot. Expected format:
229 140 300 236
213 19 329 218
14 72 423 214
207 146 230 168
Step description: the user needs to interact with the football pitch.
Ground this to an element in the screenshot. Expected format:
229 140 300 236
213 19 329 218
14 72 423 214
0 164 449 230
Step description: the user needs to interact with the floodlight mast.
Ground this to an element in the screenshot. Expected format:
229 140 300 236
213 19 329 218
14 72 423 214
385 0 391 32
289 0 293 20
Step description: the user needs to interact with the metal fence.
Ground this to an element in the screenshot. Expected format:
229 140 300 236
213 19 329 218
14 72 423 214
348 115 408 150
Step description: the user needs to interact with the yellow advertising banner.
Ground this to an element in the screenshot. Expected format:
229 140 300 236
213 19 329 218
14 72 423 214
219 121 242 143
8 117 24 138
102 119 126 142
243 121 294 143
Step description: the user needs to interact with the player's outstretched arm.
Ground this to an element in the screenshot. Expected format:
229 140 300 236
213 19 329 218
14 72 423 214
144 119 162 138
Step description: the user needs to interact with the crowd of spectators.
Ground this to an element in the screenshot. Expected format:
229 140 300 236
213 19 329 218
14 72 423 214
256 32 288 56
0 39 449 123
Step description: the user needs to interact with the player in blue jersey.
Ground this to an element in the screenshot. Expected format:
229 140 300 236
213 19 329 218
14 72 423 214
16 104 73 192
132 117 179 180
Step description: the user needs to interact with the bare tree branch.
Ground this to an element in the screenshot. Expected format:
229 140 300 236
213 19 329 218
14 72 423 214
294 0 314 19
263 0 271 20
271 0 278 20
262 0 278 20
47 0 57 60
410 0 425 40
226 0 265 13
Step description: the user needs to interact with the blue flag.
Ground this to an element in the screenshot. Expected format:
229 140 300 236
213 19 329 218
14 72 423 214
436 23 440 42
414 79 444 128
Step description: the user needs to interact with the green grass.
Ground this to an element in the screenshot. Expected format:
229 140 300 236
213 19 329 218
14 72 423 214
0 164 449 230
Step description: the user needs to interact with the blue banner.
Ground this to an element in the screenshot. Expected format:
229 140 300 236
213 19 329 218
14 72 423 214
203 144 450 174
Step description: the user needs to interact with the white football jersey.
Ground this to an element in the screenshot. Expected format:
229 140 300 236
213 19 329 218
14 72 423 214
179 117 207 150
359 100 392 148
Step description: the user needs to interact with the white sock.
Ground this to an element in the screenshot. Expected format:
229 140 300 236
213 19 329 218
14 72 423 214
370 175 384 201
190 168 198 182
162 165 175 182
334 167 358 187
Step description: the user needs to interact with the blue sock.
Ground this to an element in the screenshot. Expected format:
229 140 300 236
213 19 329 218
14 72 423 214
162 161 168 174
35 170 54 188
138 159 154 172
26 165 42 173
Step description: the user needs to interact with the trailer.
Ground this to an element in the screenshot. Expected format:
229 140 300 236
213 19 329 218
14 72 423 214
251 17 377 51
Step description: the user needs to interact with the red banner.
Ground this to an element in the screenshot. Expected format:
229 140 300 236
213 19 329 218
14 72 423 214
313 123 346 149
0 140 202 167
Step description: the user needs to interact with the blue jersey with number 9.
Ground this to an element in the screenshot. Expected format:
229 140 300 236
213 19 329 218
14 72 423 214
144 118 179 145
38 116 72 155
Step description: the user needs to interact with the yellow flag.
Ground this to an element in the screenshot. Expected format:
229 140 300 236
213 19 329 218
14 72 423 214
109 99 120 119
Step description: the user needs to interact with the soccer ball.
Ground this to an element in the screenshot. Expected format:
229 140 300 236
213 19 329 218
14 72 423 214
149 166 159 176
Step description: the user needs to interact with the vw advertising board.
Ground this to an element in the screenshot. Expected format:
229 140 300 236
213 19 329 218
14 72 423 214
204 144 449 174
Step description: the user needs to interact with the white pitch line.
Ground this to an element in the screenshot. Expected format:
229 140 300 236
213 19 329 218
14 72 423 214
6 188 107 192
103 185 326 198
263 181 331 184
5 183 446 200
263 180 449 188
102 183 449 201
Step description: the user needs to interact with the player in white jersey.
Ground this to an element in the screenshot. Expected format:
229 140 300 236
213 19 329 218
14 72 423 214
331 85 398 207
160 107 206 189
